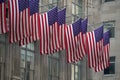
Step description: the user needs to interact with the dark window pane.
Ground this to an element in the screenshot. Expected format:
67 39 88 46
110 56 115 62
104 67 110 74
105 0 115 2
104 56 115 75
107 27 115 38
109 63 115 74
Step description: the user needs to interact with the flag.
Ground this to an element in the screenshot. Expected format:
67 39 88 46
95 30 110 72
19 0 40 46
8 0 30 43
65 18 82 63
86 26 103 68
57 8 66 51
39 7 59 54
0 0 8 34
75 18 88 61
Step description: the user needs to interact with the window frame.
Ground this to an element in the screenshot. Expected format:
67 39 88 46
103 20 115 38
71 62 81 80
71 0 83 22
20 43 35 80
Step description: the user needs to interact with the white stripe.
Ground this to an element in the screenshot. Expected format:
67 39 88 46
45 13 50 54
59 25 62 50
20 12 23 39
26 8 29 36
36 13 39 40
52 24 56 52
66 26 71 62
23 10 27 37
43 13 47 53
89 32 94 67
55 22 59 50
33 15 36 41
68 25 74 62
30 16 32 35
62 24 65 49
16 0 20 41
92 31 97 67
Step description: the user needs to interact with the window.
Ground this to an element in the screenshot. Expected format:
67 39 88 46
48 53 60 80
103 21 115 38
104 56 115 75
72 0 82 22
71 62 81 80
104 0 115 2
40 0 59 13
20 43 34 80
48 0 59 9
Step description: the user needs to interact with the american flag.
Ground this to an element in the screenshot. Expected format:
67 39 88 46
57 8 66 51
19 0 40 46
8 0 30 43
95 30 110 72
65 19 82 63
39 7 60 54
86 26 103 68
0 0 8 34
75 18 88 61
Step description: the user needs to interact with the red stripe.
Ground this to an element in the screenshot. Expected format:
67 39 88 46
69 25 75 62
86 32 92 68
3 3 7 33
65 26 71 62
36 13 40 40
41 14 46 54
44 13 49 54
92 32 97 67
0 3 7 34
39 14 44 54
46 15 50 54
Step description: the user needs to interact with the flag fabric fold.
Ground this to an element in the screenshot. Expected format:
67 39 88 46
86 26 103 68
39 7 60 54
0 0 8 34
65 18 83 63
95 30 110 72
8 0 30 43
75 18 88 61
57 8 66 51
19 0 40 46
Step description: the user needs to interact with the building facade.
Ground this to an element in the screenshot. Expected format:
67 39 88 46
86 0 120 80
0 0 88 80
